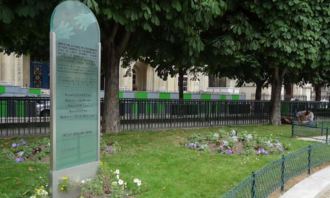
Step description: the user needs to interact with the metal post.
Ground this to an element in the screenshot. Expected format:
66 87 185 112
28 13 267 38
291 123 295 137
308 145 312 175
251 171 256 198
281 155 285 191
326 128 329 144
321 124 324 136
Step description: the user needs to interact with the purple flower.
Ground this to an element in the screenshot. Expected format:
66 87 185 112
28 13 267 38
15 157 24 163
225 149 233 155
256 148 269 155
11 143 18 148
105 145 113 153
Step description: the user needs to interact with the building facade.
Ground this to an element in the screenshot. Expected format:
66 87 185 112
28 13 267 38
0 52 328 101
0 53 30 87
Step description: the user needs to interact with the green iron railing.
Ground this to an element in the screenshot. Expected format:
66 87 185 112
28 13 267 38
291 121 330 143
222 143 330 198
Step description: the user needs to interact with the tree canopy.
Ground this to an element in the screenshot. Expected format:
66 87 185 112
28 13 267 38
203 0 330 124
0 0 329 129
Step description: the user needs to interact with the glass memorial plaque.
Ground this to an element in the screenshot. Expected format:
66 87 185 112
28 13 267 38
50 1 100 171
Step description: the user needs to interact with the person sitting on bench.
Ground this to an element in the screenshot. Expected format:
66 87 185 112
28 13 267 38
296 110 314 125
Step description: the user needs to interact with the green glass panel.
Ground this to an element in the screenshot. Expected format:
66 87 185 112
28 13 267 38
159 92 171 99
29 88 41 95
157 104 165 113
232 95 240 100
220 95 227 100
0 86 5 94
0 101 7 117
135 91 148 99
281 103 289 115
15 101 25 117
133 103 138 115
201 94 211 100
147 104 152 113
118 91 124 99
183 93 192 100
51 1 100 170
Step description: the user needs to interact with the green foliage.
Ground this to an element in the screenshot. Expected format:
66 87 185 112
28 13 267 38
204 0 330 87
58 176 70 193
0 1 57 58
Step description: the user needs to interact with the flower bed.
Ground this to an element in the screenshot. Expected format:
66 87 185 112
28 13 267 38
185 129 289 155
28 164 142 198
1 138 50 163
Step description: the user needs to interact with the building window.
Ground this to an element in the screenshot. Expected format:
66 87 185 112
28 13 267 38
208 75 226 87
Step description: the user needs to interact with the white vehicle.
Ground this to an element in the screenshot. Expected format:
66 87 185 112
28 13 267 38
36 101 50 117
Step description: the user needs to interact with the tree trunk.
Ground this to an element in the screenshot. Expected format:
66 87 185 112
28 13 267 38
314 84 322 101
284 83 293 101
102 42 120 133
255 82 263 101
270 67 285 125
178 68 184 100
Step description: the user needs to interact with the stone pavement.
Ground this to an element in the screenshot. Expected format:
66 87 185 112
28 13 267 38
281 166 330 198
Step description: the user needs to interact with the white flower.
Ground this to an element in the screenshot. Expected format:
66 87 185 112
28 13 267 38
116 174 120 180
231 136 238 142
81 179 85 184
133 178 142 187
213 133 220 139
246 134 253 141
37 189 48 196
118 179 124 186
114 169 120 175
230 129 237 136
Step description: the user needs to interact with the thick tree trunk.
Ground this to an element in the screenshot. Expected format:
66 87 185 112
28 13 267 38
255 82 263 101
178 69 184 100
314 84 322 101
284 83 293 101
270 67 285 125
101 24 130 133
102 43 120 133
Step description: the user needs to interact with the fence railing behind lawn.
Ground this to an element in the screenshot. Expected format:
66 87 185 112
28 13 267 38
0 97 329 136
222 143 330 198
0 97 271 136
119 99 271 130
281 101 330 119
0 97 50 137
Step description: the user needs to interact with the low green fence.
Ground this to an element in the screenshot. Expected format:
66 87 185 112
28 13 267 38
222 144 330 198
291 121 329 143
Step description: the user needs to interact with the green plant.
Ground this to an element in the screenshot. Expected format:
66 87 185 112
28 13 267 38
58 176 70 193
29 185 49 198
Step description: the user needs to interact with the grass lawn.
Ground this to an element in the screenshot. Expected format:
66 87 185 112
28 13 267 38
0 125 312 197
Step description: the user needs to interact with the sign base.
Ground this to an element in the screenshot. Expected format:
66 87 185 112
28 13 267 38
50 161 99 198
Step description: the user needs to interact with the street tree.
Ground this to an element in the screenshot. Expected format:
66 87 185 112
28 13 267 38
204 0 328 124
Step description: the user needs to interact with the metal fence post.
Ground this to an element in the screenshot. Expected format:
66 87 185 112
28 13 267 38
280 155 285 191
308 145 312 175
251 171 256 198
326 128 329 144
291 123 295 137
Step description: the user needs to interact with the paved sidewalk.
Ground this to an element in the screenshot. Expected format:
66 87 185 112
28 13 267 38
281 166 330 198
